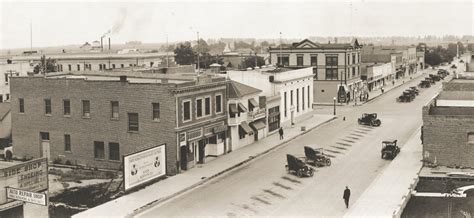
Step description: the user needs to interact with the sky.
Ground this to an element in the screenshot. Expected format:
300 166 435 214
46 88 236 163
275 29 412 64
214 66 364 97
0 0 473 49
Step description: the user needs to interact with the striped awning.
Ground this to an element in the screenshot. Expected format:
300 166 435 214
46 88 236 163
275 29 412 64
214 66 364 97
249 98 258 108
238 103 247 112
250 120 266 130
239 121 253 134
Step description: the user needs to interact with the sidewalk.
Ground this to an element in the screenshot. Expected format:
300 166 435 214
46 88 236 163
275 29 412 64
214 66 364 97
344 127 422 217
74 111 335 218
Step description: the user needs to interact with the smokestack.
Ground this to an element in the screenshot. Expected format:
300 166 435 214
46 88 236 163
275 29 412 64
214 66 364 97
101 37 103 52
109 37 111 51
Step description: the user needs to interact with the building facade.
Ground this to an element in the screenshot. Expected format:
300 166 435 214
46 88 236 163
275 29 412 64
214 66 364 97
0 62 33 103
422 79 474 168
10 72 227 175
360 62 393 92
268 39 362 104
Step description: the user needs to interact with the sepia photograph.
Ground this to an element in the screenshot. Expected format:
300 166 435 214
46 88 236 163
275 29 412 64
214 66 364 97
0 0 473 217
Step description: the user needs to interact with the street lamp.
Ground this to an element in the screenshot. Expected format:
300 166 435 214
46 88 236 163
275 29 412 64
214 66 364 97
333 97 336 115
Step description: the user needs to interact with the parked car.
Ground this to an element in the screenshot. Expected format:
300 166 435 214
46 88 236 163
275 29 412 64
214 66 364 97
418 80 431 88
425 77 435 84
286 154 314 177
408 87 419 95
304 146 331 167
381 140 400 160
429 74 442 81
358 113 381 127
397 91 415 102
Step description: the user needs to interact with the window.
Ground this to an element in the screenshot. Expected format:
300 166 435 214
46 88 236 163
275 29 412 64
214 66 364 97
302 87 305 110
99 64 103 70
313 68 318 80
215 95 222 113
4 74 8 83
347 54 350 65
277 56 289 66
152 103 160 120
290 90 294 106
64 134 71 152
296 88 299 112
44 99 51 115
19 98 24 113
205 97 211 116
77 64 80 71
150 62 154 67
183 100 191 121
326 56 338 66
284 92 287 117
68 64 71 71
308 85 310 108
82 100 90 117
109 143 120 161
196 99 203 118
129 64 133 67
310 55 317 66
325 68 338 80
297 55 304 66
128 113 139 132
0 95 2 103
40 132 49 141
63 99 70 115
111 101 119 119
468 133 474 144
6 94 9 101
112 64 116 69
352 53 356 64
352 67 356 76
121 64 124 68
94 141 105 159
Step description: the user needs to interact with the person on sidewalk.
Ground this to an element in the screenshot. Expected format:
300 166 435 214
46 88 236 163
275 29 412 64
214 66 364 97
279 127 284 140
343 186 351 209
381 87 384 94
392 80 395 86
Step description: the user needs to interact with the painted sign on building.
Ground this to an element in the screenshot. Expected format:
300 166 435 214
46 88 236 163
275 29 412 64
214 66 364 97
6 187 47 206
0 158 48 192
123 144 166 191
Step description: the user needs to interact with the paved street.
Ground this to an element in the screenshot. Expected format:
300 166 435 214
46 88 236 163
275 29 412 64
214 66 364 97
137 68 449 217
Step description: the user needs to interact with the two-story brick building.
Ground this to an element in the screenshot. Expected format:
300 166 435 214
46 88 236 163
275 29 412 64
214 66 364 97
10 71 227 175
268 39 362 104
422 79 474 168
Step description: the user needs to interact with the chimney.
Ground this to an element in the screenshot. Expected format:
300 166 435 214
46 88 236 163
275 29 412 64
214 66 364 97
119 75 127 82
109 37 111 50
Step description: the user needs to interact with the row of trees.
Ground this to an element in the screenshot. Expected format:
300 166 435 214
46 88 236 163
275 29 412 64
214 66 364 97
423 42 466 67
174 41 266 69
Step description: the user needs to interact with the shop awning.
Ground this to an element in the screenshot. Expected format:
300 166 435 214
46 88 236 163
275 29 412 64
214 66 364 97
229 104 238 114
239 121 253 134
238 103 247 112
213 125 227 133
250 120 266 130
337 84 349 94
249 98 258 108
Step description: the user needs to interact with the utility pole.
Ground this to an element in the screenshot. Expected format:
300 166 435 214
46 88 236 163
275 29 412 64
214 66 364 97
197 32 200 74
166 35 169 68
30 20 33 52
279 32 282 67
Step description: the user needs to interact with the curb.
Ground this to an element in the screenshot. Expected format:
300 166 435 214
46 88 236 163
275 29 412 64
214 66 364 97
129 116 337 217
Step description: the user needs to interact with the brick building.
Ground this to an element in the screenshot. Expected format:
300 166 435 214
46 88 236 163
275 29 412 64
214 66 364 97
422 79 474 168
10 71 227 175
268 39 362 104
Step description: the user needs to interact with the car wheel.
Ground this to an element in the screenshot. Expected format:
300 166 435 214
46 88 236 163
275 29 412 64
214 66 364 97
297 170 303 178
358 119 361 124
326 159 331 166
376 120 381 126
309 170 314 177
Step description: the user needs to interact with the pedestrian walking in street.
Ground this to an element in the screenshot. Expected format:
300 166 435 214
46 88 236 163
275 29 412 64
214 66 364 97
392 80 395 86
279 127 284 140
343 186 351 209
381 87 384 94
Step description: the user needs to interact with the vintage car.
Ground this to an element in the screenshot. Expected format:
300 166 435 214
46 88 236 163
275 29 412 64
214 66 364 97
397 91 415 102
358 113 381 127
304 146 331 167
381 140 400 160
425 77 435 84
286 154 314 177
429 74 442 81
408 87 419 95
418 80 431 88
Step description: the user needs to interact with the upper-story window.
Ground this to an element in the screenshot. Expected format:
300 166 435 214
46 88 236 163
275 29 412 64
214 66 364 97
310 55 317 66
215 94 222 113
347 54 350 65
152 103 160 121
68 64 72 71
63 99 70 115
44 99 51 115
77 64 80 71
128 113 139 132
204 97 211 116
183 100 191 122
326 56 338 66
82 100 90 118
277 55 289 67
111 101 119 119
112 64 116 69
297 55 304 66
352 53 356 64
196 98 203 118
19 98 24 113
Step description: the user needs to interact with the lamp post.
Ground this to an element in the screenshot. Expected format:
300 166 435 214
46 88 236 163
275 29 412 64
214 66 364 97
333 97 336 115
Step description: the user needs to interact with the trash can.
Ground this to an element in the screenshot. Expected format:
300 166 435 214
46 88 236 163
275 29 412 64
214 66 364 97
301 126 306 131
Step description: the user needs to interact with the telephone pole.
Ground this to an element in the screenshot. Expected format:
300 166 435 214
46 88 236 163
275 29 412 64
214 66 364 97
30 20 33 52
197 32 200 74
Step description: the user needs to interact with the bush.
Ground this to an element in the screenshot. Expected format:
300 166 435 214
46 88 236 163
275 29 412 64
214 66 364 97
65 160 73 166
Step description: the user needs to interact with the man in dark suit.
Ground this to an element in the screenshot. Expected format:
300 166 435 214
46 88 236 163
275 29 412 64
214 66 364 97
343 186 351 208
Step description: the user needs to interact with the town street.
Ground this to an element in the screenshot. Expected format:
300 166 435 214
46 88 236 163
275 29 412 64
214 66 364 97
138 69 447 217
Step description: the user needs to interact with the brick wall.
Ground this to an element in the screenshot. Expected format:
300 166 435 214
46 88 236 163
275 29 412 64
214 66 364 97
10 77 179 174
422 103 474 168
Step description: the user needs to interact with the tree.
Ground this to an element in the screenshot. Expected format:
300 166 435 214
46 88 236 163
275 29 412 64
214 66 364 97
242 56 265 69
425 51 442 66
33 55 57 74
193 39 210 54
174 42 195 65
197 53 224 69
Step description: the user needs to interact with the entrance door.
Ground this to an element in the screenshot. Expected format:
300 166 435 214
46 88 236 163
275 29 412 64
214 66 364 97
291 111 294 125
39 132 50 160
198 139 206 164
180 146 187 170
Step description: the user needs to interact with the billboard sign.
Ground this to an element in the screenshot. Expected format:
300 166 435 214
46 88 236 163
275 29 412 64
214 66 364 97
123 144 166 191
0 158 48 192
6 187 47 206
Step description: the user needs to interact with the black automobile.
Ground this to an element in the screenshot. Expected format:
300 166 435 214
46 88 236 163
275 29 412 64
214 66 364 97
304 146 331 167
397 91 415 102
408 87 419 95
381 140 400 160
286 154 314 177
418 80 431 88
358 113 381 127
429 74 442 81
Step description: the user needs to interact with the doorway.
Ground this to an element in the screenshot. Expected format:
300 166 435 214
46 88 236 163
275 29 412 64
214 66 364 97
180 146 187 171
40 132 50 160
198 139 206 164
